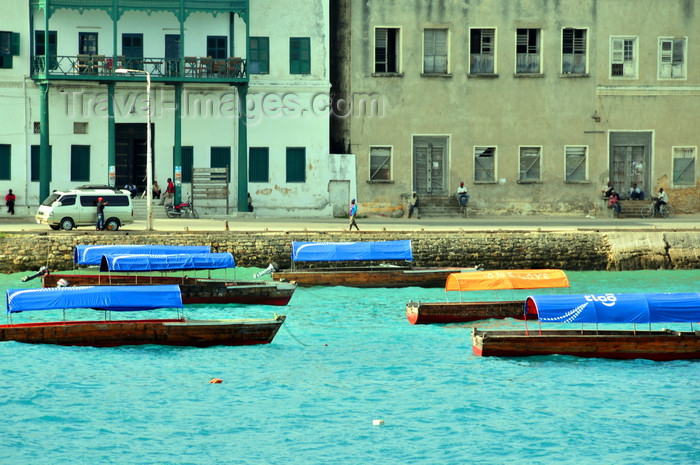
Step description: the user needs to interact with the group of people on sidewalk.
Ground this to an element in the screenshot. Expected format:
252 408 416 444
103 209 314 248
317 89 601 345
603 181 668 218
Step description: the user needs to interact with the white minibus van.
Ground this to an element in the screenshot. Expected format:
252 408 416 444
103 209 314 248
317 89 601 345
35 186 134 231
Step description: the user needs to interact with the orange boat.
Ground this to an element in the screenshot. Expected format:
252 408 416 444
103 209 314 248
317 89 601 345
406 269 570 324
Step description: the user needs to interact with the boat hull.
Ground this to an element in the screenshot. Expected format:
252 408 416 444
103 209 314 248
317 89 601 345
406 300 529 324
472 328 700 361
272 267 478 288
43 274 295 306
0 316 286 347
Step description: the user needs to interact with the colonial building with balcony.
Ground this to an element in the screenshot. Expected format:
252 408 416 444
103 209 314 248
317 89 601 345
331 0 699 215
0 0 338 216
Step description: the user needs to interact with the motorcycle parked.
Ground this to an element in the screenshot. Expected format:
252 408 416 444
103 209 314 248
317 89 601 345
165 196 200 218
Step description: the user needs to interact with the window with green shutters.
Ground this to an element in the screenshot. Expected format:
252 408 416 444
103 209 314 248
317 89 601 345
0 144 10 180
70 145 90 182
0 31 20 69
211 147 231 182
250 37 269 74
30 145 52 182
290 38 310 74
249 147 269 182
179 146 194 183
286 148 306 183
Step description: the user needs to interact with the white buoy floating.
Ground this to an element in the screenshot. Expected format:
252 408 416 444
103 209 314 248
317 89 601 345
372 419 384 426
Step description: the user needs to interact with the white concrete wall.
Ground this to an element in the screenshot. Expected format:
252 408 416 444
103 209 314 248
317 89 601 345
246 0 334 216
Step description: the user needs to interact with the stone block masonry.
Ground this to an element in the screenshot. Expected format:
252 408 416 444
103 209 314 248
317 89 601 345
0 230 697 274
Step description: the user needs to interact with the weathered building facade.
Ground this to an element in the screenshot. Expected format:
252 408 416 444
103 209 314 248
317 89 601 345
0 0 340 217
332 0 700 215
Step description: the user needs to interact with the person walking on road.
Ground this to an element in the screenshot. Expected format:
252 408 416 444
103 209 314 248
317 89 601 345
5 189 15 215
348 199 359 231
408 192 420 219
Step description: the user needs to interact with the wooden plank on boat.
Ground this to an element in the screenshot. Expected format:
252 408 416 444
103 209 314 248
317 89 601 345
42 273 295 306
0 316 286 348
406 300 528 324
472 328 700 361
272 267 476 288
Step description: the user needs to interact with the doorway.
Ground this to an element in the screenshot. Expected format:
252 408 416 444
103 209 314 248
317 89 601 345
329 180 350 217
413 136 448 195
165 34 181 77
115 123 153 191
78 32 98 55
609 132 651 199
122 33 143 70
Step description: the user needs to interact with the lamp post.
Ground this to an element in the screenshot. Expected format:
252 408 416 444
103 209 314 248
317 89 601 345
115 67 152 231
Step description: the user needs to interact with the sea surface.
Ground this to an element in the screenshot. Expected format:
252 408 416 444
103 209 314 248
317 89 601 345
0 269 699 465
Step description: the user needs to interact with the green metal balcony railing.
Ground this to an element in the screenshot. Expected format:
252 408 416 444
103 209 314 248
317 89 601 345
32 55 247 82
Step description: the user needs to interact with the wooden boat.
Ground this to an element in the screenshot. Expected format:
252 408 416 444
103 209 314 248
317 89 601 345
472 292 700 360
269 240 479 288
1 285 286 347
34 245 296 306
406 269 569 324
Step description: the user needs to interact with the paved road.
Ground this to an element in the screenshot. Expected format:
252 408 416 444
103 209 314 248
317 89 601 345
1 211 698 233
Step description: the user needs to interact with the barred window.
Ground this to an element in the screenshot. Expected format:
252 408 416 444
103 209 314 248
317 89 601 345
369 147 392 181
519 147 541 182
565 146 587 181
673 147 696 186
474 147 495 182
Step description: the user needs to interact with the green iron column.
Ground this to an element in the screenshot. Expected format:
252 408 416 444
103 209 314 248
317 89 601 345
39 82 50 202
107 83 115 185
237 84 248 212
174 83 182 204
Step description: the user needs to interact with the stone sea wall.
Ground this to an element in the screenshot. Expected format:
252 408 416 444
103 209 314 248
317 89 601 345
0 230 698 274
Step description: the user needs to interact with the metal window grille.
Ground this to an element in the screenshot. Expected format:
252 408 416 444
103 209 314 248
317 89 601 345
673 147 696 185
370 147 391 181
474 147 495 182
565 146 587 181
519 147 541 181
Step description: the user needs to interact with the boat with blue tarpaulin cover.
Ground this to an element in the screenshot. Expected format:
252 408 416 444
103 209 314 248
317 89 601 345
269 240 480 288
407 269 569 324
34 245 296 306
1 285 286 347
472 292 700 360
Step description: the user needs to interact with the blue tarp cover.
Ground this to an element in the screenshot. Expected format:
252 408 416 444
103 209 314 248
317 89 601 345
99 252 235 272
291 240 413 262
74 245 211 266
525 293 700 324
6 285 184 314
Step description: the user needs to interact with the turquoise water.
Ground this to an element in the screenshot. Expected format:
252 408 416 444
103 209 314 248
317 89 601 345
0 269 699 465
